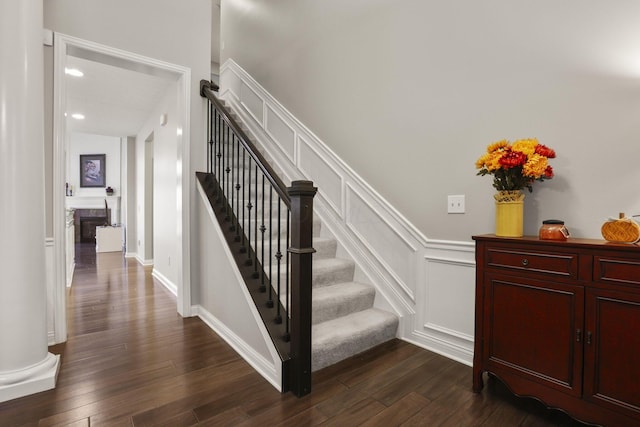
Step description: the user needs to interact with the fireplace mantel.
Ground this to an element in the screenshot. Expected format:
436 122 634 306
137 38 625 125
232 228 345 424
66 196 121 225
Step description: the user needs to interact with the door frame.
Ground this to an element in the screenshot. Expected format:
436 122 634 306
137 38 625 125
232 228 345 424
52 33 192 343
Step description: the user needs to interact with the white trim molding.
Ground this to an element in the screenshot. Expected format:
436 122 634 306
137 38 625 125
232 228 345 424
220 59 477 366
52 33 193 343
0 353 60 404
193 304 281 392
152 268 177 296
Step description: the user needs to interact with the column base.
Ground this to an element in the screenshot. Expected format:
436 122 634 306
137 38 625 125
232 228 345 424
0 353 60 403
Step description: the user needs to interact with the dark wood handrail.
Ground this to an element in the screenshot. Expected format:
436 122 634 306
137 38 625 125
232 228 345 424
200 80 291 207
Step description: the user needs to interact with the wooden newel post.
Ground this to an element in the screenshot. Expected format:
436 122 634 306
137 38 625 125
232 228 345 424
287 180 317 397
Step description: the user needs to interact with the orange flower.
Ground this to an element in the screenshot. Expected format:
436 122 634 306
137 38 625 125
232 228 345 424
476 138 556 192
535 144 556 158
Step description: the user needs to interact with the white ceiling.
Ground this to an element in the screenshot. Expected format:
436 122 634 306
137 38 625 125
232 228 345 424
65 56 173 137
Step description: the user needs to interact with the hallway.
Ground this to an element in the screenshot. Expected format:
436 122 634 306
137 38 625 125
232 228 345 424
0 246 588 426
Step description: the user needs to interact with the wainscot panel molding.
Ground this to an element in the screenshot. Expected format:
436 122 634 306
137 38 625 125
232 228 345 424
220 59 475 365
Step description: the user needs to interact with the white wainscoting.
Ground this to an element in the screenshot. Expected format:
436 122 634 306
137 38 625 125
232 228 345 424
220 59 476 366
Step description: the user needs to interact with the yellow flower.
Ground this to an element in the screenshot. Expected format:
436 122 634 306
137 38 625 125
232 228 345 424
487 140 509 153
476 150 504 171
523 153 548 178
512 138 538 156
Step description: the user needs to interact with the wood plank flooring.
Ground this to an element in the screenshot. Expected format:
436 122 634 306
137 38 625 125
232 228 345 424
0 244 592 426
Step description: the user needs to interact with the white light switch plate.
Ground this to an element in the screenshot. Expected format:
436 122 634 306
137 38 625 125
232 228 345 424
448 195 465 214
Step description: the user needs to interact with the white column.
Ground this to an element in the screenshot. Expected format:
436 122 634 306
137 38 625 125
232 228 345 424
0 0 60 402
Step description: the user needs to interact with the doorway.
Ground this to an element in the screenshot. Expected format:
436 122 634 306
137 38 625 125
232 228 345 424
52 34 192 344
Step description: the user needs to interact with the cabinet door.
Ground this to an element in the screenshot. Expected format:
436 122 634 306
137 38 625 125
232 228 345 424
484 274 584 397
584 288 640 418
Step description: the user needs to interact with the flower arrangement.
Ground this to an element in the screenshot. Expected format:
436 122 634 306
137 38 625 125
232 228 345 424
475 138 555 193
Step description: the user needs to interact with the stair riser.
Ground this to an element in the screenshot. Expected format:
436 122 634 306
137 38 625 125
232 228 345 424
312 262 354 288
312 287 375 325
265 258 354 291
311 311 399 372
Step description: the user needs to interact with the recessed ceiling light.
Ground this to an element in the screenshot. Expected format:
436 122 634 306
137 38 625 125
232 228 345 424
65 68 84 77
71 113 85 120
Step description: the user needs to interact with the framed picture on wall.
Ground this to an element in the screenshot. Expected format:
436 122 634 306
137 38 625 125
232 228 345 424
80 154 106 187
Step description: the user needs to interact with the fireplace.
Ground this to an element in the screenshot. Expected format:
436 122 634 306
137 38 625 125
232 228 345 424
74 209 111 243
80 217 107 243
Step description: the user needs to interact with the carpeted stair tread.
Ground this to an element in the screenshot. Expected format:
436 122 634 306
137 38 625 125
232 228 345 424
312 308 399 371
268 257 354 288
312 282 375 324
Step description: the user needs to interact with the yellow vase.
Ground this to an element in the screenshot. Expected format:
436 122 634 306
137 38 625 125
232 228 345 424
494 190 524 237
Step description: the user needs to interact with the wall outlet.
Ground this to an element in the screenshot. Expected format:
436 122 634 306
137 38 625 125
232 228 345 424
448 195 465 214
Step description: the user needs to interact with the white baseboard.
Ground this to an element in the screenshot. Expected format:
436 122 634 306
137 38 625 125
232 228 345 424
192 304 281 392
0 353 60 403
152 268 177 296
134 254 153 267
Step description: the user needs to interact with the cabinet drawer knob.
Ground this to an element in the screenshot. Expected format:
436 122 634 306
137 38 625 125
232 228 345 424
521 258 529 266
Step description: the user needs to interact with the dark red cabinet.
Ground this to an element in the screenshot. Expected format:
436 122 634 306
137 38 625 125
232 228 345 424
473 235 640 426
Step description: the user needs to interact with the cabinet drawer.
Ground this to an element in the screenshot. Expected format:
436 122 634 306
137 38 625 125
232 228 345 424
594 256 640 287
486 248 578 278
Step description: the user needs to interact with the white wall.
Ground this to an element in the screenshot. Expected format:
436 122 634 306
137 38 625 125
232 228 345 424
193 185 282 390
221 0 640 241
133 82 180 288
67 132 121 198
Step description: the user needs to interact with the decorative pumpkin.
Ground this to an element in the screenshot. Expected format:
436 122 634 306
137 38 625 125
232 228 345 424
601 213 640 244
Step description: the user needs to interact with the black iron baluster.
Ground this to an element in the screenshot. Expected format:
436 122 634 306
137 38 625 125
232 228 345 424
220 117 226 206
275 198 282 324
259 175 266 292
245 157 252 263
234 136 241 241
206 100 211 173
284 209 291 342
253 164 259 278
266 186 274 308
224 125 235 221
240 149 246 253
215 111 222 197
229 134 236 231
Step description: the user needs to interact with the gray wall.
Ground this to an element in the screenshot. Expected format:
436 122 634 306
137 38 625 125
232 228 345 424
221 0 640 241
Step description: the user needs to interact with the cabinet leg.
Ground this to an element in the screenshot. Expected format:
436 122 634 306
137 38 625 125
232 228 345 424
473 368 484 393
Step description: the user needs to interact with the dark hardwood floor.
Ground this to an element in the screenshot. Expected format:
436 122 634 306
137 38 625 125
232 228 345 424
0 244 593 426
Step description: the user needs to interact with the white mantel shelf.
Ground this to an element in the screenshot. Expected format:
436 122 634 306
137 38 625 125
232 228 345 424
66 196 121 225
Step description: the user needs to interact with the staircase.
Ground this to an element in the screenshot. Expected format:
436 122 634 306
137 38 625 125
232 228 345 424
199 81 398 391
237 121 398 372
